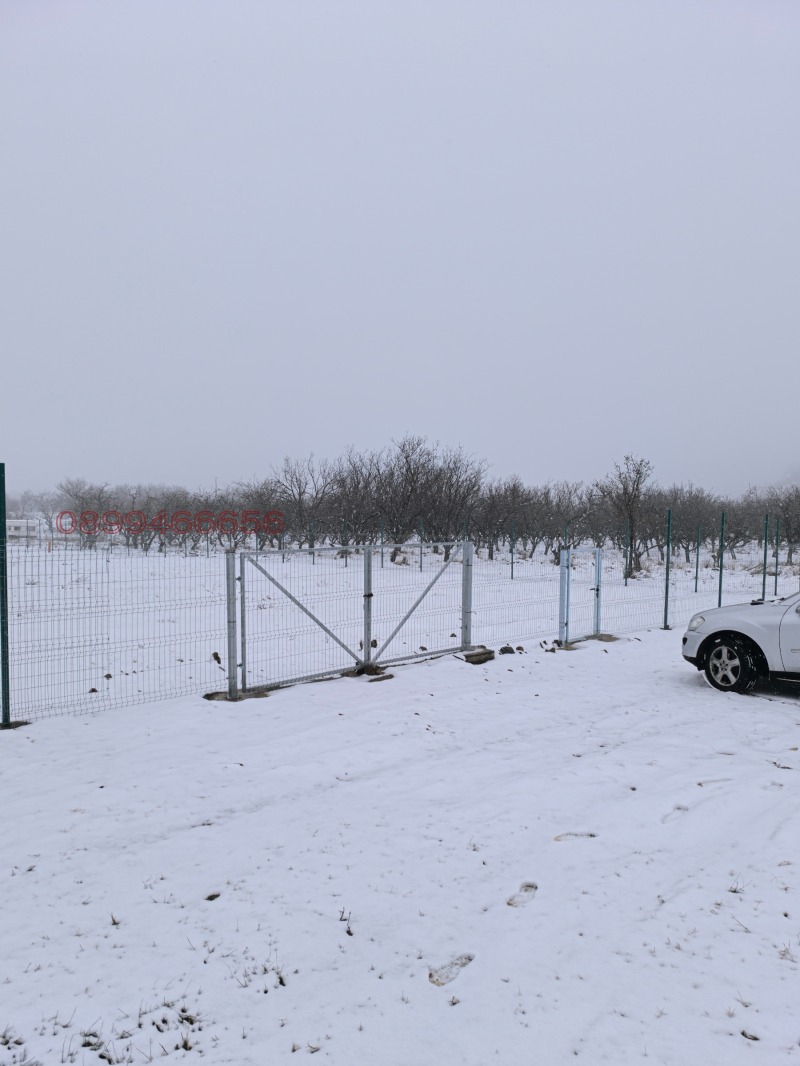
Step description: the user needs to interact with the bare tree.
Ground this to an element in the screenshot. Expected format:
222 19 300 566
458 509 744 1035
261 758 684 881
330 448 380 547
532 481 594 563
663 484 720 562
371 436 436 556
420 444 486 559
237 476 284 549
594 456 654 573
766 484 800 565
273 455 337 548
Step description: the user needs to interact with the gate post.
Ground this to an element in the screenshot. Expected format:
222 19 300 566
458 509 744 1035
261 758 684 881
240 553 248 691
717 511 725 608
460 540 473 650
363 547 373 666
761 513 769 602
593 548 602 637
0 462 10 727
558 547 571 644
225 551 239 700
662 509 672 630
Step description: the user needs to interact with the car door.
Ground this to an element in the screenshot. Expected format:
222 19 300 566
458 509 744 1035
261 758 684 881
779 602 800 673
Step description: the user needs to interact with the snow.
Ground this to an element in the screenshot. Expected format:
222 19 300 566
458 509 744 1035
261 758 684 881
2 630 800 1064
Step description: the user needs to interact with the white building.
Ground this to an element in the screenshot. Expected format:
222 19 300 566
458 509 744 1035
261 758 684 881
5 519 38 544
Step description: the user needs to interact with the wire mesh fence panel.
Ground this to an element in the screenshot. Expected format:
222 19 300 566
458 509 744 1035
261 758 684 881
594 537 800 634
240 544 467 689
6 522 800 723
712 538 800 600
593 547 669 634
470 547 561 647
558 548 602 644
241 547 365 690
370 542 464 665
7 542 228 721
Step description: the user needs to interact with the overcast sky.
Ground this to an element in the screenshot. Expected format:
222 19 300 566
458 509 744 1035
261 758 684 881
1 0 798 498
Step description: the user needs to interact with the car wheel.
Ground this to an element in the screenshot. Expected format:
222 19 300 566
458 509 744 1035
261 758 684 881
704 637 760 694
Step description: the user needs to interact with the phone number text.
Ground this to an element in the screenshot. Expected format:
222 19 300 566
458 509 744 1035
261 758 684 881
56 510 285 536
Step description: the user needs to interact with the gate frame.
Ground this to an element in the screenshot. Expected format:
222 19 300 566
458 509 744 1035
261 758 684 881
558 546 602 645
230 541 474 696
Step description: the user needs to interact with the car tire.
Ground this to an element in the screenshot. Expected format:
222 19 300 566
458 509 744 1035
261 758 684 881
703 636 760 694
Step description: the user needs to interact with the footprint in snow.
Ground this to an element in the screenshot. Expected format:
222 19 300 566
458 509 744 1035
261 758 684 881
428 953 475 986
507 881 538 907
661 805 689 823
554 831 597 841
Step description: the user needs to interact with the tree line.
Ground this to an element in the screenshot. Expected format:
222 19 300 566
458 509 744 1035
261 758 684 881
6 438 800 569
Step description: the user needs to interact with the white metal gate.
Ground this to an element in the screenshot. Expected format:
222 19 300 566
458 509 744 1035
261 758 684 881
226 542 473 695
558 547 602 644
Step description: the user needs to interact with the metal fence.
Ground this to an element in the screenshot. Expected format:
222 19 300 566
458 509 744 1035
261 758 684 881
2 541 229 722
1 529 799 725
236 542 471 694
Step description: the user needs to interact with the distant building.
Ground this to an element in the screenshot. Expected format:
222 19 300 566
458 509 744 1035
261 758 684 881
5 519 38 544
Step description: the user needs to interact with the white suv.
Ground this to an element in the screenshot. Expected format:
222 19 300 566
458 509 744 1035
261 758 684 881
682 590 800 693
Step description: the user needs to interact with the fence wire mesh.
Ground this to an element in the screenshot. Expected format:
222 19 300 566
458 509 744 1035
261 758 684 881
240 544 466 691
241 547 365 691
470 549 560 647
6 542 228 721
3 524 800 723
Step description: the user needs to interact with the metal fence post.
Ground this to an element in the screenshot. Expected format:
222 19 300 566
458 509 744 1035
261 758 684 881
717 511 725 608
558 547 571 644
593 547 602 636
460 540 473 650
624 520 630 586
774 516 781 597
662 509 672 629
363 547 373 665
225 550 239 700
0 462 11 727
694 524 701 593
510 520 515 581
240 553 248 692
761 513 769 600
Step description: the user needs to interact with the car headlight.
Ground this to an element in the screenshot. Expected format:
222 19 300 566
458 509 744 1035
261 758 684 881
687 615 705 632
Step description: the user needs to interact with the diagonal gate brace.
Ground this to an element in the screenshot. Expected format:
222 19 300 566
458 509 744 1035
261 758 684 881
374 545 462 662
243 555 363 666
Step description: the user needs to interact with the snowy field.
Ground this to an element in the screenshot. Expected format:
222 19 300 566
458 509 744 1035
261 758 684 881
2 628 800 1065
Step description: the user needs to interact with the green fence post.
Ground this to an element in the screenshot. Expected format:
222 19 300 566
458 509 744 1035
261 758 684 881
419 521 424 570
0 463 11 727
510 519 515 581
761 513 769 600
624 520 630 586
717 511 725 608
774 516 780 596
380 519 385 569
694 524 701 593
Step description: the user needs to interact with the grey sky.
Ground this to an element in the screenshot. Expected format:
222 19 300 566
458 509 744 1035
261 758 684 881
2 0 798 497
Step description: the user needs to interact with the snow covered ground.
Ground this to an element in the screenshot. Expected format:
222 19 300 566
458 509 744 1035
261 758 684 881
2 628 800 1065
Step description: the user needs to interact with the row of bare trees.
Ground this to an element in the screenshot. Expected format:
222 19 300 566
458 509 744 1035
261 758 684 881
6 442 800 569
